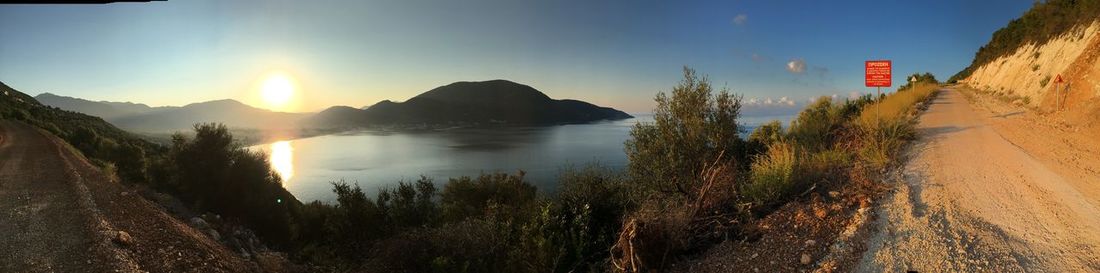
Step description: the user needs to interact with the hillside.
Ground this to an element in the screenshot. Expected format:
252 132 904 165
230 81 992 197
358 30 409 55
956 0 1100 112
306 79 633 128
33 92 309 133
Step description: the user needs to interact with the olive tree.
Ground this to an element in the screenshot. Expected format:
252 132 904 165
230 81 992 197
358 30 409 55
625 67 745 197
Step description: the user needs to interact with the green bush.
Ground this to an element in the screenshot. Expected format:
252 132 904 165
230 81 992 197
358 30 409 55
788 97 847 152
743 142 799 207
441 172 537 222
857 118 915 169
625 66 745 197
748 120 785 153
162 123 300 247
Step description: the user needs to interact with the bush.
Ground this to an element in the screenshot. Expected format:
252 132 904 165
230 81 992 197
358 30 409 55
441 172 537 222
747 120 785 157
527 165 634 272
788 97 847 152
743 141 799 207
162 123 299 247
857 118 915 169
625 66 745 197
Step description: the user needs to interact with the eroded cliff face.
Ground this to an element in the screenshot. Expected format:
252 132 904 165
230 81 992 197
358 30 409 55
963 21 1100 109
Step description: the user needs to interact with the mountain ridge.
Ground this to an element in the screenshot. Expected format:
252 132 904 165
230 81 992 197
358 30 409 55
306 79 632 128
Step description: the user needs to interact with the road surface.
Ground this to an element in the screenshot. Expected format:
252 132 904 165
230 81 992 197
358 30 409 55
859 89 1100 272
0 120 255 272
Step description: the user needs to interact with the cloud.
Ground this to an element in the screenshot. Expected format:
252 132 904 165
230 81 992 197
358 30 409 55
750 53 766 63
786 59 806 74
733 14 748 25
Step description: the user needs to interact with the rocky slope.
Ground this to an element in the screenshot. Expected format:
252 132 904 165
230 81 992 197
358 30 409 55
962 21 1100 110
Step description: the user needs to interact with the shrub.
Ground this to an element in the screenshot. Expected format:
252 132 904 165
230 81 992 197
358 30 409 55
743 141 799 207
441 172 537 222
1040 75 1051 87
529 165 634 272
162 123 299 247
625 67 745 197
788 97 847 152
747 120 785 156
857 119 915 170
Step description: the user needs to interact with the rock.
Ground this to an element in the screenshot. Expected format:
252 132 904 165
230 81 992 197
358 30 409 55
206 229 221 241
114 230 133 246
805 239 816 247
800 253 812 265
190 217 209 229
827 191 840 198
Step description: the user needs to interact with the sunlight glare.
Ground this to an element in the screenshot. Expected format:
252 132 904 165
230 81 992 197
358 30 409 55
261 74 295 109
271 140 294 183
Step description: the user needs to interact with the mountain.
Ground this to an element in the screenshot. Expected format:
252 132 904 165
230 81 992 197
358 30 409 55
109 99 308 132
35 93 308 133
306 80 632 128
2 81 153 148
35 92 161 119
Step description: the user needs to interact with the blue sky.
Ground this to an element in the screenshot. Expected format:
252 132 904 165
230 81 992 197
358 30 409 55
0 0 1033 114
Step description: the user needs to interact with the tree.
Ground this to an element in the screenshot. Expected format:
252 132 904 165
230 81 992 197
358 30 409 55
625 67 745 197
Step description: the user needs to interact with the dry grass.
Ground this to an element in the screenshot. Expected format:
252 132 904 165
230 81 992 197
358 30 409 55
856 83 938 169
856 83 938 129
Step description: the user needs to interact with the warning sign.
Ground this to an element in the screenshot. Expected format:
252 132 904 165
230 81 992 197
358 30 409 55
865 60 892 87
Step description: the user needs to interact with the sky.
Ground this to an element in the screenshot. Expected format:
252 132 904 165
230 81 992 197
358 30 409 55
0 0 1035 114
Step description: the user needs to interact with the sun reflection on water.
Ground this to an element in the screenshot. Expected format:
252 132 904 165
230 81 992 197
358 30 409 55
270 140 294 183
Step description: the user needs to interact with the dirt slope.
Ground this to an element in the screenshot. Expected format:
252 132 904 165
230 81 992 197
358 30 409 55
963 21 1100 109
0 120 260 272
859 89 1100 272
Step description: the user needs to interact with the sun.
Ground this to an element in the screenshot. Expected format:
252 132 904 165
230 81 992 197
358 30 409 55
261 73 295 109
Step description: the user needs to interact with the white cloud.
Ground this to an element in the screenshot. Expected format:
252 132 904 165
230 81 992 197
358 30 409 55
733 14 748 25
786 59 806 74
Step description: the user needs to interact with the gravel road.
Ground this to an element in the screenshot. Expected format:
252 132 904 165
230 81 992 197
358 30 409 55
0 120 258 272
858 89 1100 272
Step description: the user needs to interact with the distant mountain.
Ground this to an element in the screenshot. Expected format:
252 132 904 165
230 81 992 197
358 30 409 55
305 80 632 128
109 100 308 132
35 93 162 119
35 93 307 133
2 81 152 148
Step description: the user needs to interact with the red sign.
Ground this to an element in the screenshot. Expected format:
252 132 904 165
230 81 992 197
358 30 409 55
865 60 892 87
1054 74 1065 84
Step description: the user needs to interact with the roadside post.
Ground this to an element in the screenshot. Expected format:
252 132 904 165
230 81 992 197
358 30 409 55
1053 74 1066 111
865 60 892 120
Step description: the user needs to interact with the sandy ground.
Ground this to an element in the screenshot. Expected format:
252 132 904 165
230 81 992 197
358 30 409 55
0 120 266 273
859 89 1100 272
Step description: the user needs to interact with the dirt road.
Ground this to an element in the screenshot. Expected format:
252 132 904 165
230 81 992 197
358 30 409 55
859 89 1100 272
0 120 258 272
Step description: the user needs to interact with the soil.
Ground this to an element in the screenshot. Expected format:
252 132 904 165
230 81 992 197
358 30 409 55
0 120 292 272
858 88 1100 272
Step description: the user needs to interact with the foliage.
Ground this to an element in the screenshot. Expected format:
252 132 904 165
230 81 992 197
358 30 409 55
743 141 799 207
625 66 745 197
441 172 538 222
855 83 936 169
160 123 300 247
898 72 939 91
951 0 1100 82
787 97 849 152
